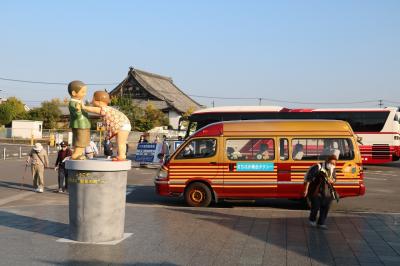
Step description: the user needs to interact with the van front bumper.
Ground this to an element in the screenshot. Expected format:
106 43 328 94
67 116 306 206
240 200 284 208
359 183 366 196
154 180 170 196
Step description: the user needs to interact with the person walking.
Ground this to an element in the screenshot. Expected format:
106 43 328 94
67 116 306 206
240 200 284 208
138 135 148 144
54 141 72 192
85 139 99 159
303 155 338 229
26 143 49 193
103 136 113 159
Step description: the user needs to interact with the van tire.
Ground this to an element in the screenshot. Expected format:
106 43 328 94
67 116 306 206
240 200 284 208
185 182 212 207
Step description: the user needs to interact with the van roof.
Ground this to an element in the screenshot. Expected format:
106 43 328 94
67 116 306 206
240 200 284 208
193 119 355 137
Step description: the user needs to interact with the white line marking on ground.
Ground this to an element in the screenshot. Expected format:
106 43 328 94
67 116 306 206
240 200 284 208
57 233 133 245
0 184 58 206
364 177 388 181
367 171 396 175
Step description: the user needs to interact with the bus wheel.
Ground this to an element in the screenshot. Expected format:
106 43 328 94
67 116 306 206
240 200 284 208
185 182 212 207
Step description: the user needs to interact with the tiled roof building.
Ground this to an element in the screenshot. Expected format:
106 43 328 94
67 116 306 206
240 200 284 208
109 67 203 129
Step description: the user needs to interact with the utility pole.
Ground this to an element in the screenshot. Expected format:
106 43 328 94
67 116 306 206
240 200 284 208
212 100 215 107
258 98 262 106
378 99 383 108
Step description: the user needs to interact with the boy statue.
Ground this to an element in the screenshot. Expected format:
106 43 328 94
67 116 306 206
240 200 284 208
83 91 131 161
68 80 91 160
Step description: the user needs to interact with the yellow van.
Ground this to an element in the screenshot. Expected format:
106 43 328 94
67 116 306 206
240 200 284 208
155 120 365 207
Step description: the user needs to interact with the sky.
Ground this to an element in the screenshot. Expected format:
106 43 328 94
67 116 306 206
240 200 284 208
0 0 399 109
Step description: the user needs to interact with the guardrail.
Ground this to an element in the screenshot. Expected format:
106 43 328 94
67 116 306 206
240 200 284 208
0 128 186 160
0 144 58 160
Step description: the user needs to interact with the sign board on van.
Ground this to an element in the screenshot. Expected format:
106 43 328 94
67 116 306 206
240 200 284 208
236 162 274 172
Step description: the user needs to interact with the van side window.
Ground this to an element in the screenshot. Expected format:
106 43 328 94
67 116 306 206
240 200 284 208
280 138 289 161
226 139 275 161
292 138 354 161
175 139 217 159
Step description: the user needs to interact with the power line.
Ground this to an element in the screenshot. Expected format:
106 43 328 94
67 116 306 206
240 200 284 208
384 100 400 104
0 77 118 86
0 75 398 106
188 94 379 105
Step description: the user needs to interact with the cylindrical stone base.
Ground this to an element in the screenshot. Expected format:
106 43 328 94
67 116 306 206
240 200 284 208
66 159 131 243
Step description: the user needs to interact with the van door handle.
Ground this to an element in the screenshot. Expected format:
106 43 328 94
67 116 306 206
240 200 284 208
210 162 217 165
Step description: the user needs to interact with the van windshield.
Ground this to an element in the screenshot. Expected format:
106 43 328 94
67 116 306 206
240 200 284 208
175 139 217 159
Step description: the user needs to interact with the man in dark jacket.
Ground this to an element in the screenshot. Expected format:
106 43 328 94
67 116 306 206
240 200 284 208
303 155 338 229
55 142 72 192
103 137 113 159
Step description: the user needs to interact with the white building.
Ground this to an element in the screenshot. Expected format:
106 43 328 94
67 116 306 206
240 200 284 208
11 120 43 139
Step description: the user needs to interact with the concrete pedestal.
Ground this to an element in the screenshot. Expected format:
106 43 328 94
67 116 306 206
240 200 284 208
65 159 131 243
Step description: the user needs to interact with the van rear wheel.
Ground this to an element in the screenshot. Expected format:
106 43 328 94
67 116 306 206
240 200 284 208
185 182 212 207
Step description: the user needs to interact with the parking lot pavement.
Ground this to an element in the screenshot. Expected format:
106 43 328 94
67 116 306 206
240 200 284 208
1 202 400 265
0 161 400 265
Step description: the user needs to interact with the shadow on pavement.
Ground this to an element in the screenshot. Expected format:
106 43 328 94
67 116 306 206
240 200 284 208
126 185 308 210
38 260 178 266
164 208 398 265
126 185 183 207
0 180 35 192
0 210 68 238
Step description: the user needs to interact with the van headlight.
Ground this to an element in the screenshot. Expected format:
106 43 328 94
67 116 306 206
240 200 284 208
156 168 168 180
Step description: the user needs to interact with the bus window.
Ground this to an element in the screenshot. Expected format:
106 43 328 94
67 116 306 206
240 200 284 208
280 138 289 161
292 138 354 161
226 139 275 161
175 138 217 159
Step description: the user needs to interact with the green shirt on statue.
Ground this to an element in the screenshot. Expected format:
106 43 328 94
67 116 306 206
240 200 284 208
69 99 91 129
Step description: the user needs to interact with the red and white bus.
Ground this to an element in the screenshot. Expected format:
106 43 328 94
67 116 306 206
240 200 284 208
183 106 400 164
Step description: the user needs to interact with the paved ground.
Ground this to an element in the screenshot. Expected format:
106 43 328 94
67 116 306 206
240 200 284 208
0 158 400 265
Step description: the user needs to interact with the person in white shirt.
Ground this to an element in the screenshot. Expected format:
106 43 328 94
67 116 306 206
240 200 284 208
85 140 99 159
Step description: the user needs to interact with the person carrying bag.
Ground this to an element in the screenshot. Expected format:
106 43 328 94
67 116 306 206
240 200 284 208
303 155 338 230
26 143 49 193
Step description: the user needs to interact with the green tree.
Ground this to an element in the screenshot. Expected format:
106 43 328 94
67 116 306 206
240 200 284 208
27 99 61 129
0 97 27 126
136 103 169 132
0 103 16 126
180 106 195 129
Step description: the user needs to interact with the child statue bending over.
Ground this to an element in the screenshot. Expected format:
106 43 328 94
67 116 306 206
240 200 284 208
83 91 131 161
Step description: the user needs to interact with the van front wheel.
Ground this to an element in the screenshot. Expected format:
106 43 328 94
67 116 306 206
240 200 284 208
185 182 212 207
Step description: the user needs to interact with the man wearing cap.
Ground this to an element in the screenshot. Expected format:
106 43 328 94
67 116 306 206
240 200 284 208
55 142 72 192
303 155 338 229
27 143 49 193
